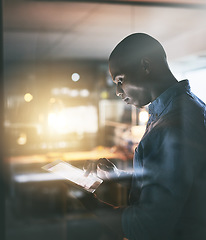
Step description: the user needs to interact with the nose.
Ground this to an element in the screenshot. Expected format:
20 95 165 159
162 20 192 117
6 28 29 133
116 82 124 97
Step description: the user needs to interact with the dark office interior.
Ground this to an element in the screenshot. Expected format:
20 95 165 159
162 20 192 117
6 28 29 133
1 0 206 239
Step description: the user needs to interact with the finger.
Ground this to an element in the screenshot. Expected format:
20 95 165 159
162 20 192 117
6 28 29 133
84 165 92 177
97 166 107 179
98 158 110 166
83 160 90 171
84 161 93 177
92 162 97 175
97 163 107 171
98 158 114 168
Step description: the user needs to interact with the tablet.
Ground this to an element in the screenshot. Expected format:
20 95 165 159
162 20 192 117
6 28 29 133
41 160 103 193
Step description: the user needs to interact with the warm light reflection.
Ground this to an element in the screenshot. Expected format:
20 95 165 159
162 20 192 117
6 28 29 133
14 173 64 183
49 97 56 104
24 93 33 102
48 112 67 133
80 89 90 97
17 133 27 145
48 106 98 134
70 89 79 97
139 109 149 125
51 87 90 98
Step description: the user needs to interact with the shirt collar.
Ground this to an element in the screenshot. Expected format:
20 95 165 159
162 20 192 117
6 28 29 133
148 80 191 118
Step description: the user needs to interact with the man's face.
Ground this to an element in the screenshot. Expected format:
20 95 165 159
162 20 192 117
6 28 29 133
109 59 152 108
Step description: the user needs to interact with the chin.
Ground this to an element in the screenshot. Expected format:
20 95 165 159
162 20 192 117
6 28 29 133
133 103 141 108
135 100 151 108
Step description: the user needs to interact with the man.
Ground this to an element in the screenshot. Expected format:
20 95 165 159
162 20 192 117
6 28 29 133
82 33 206 240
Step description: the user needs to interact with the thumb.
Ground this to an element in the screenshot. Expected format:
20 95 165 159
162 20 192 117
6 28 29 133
97 163 109 171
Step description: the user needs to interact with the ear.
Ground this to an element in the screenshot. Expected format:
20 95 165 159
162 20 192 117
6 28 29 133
140 58 151 75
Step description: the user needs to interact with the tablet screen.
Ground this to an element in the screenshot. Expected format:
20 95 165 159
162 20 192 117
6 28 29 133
42 160 103 193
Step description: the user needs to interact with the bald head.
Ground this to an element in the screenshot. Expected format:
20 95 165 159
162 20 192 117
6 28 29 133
109 33 177 106
109 33 167 71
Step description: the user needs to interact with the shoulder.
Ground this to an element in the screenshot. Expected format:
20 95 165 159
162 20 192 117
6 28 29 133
156 91 206 135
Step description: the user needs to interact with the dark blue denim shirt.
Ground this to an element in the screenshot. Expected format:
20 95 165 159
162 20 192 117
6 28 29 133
148 80 192 126
122 80 206 240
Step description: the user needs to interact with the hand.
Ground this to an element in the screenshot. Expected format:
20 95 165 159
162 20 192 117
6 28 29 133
84 158 120 180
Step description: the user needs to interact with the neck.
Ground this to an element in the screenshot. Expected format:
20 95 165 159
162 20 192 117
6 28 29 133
150 69 178 102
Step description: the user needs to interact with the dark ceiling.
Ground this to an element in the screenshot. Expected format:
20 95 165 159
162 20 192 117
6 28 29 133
3 0 206 71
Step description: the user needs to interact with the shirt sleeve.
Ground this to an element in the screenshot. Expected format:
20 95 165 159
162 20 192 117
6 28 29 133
122 127 193 240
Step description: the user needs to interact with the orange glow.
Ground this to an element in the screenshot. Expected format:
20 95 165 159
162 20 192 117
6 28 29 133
24 93 33 102
17 133 27 145
48 106 98 134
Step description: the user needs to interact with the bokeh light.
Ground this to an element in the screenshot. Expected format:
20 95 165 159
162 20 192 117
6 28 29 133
71 73 80 82
24 93 33 102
